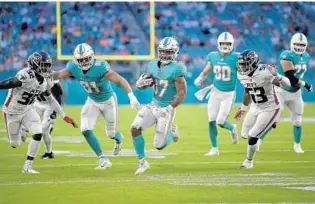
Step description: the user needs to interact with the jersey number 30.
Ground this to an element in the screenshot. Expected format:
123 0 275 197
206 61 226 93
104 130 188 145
246 87 268 104
80 81 100 93
214 65 231 81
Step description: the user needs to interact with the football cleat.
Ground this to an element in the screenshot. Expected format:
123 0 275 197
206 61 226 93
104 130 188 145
231 124 238 144
135 159 150 175
294 143 304 153
204 147 219 156
41 152 54 159
95 157 112 170
113 142 122 156
171 125 179 142
239 159 253 169
22 162 39 174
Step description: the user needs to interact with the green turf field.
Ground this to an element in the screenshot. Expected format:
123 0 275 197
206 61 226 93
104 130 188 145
0 104 314 204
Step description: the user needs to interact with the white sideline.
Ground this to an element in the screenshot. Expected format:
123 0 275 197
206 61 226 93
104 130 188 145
3 160 314 169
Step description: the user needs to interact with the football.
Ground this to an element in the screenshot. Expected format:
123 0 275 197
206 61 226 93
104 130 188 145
137 74 156 90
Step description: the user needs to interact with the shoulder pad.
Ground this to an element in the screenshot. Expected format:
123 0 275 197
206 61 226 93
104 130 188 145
16 69 35 83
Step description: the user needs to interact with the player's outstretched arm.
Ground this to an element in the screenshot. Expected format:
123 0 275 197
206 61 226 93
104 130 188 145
234 89 250 121
43 90 78 128
194 62 212 87
0 77 22 89
53 69 71 80
171 77 187 108
281 60 312 92
104 70 140 109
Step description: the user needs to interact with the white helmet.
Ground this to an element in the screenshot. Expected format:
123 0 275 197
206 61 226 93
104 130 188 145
158 37 179 65
217 32 234 54
73 43 94 70
290 33 308 55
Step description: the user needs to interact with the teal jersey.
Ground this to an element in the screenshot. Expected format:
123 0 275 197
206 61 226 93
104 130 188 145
147 60 187 107
277 50 310 92
66 59 113 102
207 51 239 92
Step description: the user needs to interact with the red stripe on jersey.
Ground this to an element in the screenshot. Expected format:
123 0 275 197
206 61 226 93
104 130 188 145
256 108 280 137
5 89 14 107
273 86 279 105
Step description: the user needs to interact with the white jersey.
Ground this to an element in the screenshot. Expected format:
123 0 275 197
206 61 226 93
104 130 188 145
238 64 280 111
3 68 54 114
35 80 60 106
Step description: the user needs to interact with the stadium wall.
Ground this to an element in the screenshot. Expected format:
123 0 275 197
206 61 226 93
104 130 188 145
1 71 315 105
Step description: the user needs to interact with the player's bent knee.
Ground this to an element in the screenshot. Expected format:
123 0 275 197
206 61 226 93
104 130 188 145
293 120 302 127
32 133 42 141
248 137 258 145
106 131 115 139
10 140 20 148
131 127 142 137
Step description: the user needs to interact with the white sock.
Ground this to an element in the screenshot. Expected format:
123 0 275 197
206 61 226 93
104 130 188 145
27 139 41 158
43 133 52 153
246 144 257 160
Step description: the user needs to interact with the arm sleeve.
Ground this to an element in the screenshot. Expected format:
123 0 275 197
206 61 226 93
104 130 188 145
45 91 66 118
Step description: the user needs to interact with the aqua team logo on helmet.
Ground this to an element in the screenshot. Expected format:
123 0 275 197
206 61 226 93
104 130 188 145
74 43 94 70
290 33 308 55
158 37 179 65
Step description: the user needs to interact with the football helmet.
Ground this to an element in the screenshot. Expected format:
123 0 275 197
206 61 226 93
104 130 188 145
217 32 234 54
291 33 307 55
237 50 260 75
74 43 94 70
158 37 179 65
27 51 52 78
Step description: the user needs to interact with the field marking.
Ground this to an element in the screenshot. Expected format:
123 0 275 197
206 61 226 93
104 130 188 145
0 172 314 188
2 160 314 169
286 186 315 191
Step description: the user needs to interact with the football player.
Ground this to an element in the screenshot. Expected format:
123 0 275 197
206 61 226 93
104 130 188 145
19 80 63 159
194 32 239 156
0 52 77 174
235 50 294 169
258 33 312 153
131 37 186 175
53 43 140 169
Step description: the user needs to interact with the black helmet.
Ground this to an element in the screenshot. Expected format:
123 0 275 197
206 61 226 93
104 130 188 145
27 51 52 78
237 50 260 75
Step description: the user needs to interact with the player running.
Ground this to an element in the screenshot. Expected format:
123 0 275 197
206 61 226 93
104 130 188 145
131 37 187 175
194 32 239 156
19 80 63 159
258 33 312 153
0 51 77 174
235 50 293 169
53 43 140 169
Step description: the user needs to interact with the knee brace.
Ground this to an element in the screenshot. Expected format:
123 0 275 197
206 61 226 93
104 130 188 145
32 133 42 141
248 137 258 145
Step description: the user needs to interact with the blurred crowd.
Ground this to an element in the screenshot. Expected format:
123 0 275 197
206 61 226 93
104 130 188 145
0 2 314 72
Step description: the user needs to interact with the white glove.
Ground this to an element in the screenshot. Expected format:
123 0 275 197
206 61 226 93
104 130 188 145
194 76 205 87
128 92 140 110
156 105 174 118
136 74 154 89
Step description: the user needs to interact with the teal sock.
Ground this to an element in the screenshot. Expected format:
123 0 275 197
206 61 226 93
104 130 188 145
259 126 273 140
82 130 103 156
132 134 145 160
218 121 234 131
208 121 218 148
113 131 123 144
293 126 302 143
165 131 174 146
